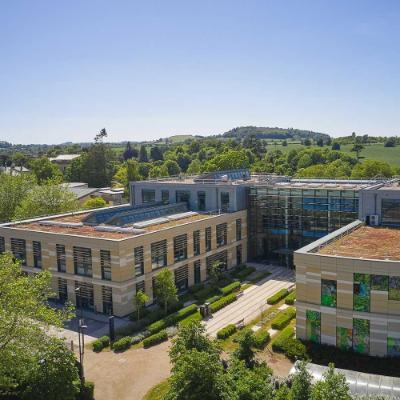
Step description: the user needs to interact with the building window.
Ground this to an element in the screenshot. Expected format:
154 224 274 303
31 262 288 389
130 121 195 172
73 246 92 277
142 189 155 203
161 190 169 204
174 234 187 262
56 244 66 272
372 275 389 291
174 265 188 293
0 236 5 253
216 223 227 248
205 227 212 252
197 191 206 211
389 276 400 301
382 199 400 227
306 310 321 344
100 250 112 281
33 241 42 269
206 250 227 274
136 280 145 294
102 286 113 315
151 240 167 270
134 246 144 276
353 273 370 312
220 192 230 212
336 327 352 351
194 260 201 284
193 230 200 256
58 278 68 304
388 337 400 357
11 238 26 265
236 219 242 241
75 281 94 311
353 318 370 354
236 245 242 265
176 190 190 206
321 279 337 308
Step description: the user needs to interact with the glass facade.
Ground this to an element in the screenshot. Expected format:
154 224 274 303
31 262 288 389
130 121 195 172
353 318 370 354
382 199 400 227
321 279 337 308
248 186 359 267
306 310 321 343
353 273 371 312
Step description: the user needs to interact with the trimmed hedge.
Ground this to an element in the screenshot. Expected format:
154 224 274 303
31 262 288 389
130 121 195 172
271 326 294 352
205 294 222 304
189 283 204 294
194 286 216 301
209 293 237 313
285 291 296 305
112 336 132 352
232 266 256 281
217 324 237 340
253 330 270 349
92 335 110 352
179 311 202 327
220 281 241 296
267 289 289 305
271 307 296 330
143 330 168 348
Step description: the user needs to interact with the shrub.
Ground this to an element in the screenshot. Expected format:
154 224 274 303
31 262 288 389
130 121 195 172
272 326 294 352
143 330 168 348
131 333 146 345
231 265 256 280
205 294 222 304
147 304 198 335
77 381 95 400
179 311 202 327
112 336 132 352
209 293 237 313
194 285 217 301
267 289 289 305
189 283 204 294
217 324 237 340
271 307 296 330
284 338 307 360
220 281 241 296
285 291 296 305
91 335 110 352
253 330 270 349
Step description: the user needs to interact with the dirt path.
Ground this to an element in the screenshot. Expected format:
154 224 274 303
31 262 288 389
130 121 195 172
84 341 171 400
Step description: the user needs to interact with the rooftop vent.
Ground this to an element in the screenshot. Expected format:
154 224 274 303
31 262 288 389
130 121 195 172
40 220 84 229
95 225 146 234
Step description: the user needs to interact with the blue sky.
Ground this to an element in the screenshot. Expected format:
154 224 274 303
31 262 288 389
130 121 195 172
1 0 399 144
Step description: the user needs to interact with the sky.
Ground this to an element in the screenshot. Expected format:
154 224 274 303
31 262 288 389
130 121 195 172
0 0 399 144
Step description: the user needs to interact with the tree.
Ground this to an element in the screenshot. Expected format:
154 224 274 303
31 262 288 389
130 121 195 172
289 361 312 400
83 197 107 209
282 140 288 147
208 261 224 287
134 289 149 321
139 145 148 162
29 157 62 183
384 137 397 147
351 143 364 159
310 364 351 400
150 146 164 161
316 138 324 147
154 269 178 314
204 150 250 171
331 142 341 151
12 152 27 169
164 160 181 176
233 330 256 368
351 160 393 179
123 142 138 160
303 139 312 146
14 179 78 220
186 159 202 175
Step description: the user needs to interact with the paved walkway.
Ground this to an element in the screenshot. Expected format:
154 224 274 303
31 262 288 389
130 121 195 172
205 265 295 336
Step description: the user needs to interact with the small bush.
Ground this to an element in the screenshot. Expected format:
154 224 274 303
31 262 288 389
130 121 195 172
272 326 294 352
285 291 296 305
143 330 168 348
231 265 256 281
112 336 132 352
91 335 110 352
253 330 270 349
220 281 241 296
189 284 204 294
271 307 296 330
77 381 95 400
194 285 217 301
284 338 307 360
179 311 202 327
131 333 146 345
205 294 222 304
217 324 237 340
267 289 289 305
209 293 237 313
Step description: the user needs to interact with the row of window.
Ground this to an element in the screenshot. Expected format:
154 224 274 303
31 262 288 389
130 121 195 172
306 310 400 356
320 273 400 312
141 189 231 212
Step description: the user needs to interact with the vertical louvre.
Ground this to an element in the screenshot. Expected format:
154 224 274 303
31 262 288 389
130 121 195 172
194 260 201 284
0 236 5 253
152 276 157 302
216 223 227 247
236 219 242 241
134 246 144 276
75 281 94 310
174 234 187 262
56 244 66 272
100 250 112 281
193 230 200 256
220 192 230 212
151 240 167 270
205 227 212 252
162 190 169 204
73 246 92 277
58 278 68 303
102 286 113 315
33 241 42 269
175 264 189 293
136 280 145 293
11 238 26 265
206 250 228 273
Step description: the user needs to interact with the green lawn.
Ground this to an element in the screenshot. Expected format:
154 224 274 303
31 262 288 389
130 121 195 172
143 380 170 400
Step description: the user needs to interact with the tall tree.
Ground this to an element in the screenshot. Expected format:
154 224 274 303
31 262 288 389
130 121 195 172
351 143 364 159
123 142 138 160
289 361 312 400
150 146 164 161
233 330 256 368
134 289 149 321
154 269 178 314
139 145 148 162
29 157 62 183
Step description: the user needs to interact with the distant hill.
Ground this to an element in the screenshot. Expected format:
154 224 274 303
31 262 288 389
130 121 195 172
222 126 331 142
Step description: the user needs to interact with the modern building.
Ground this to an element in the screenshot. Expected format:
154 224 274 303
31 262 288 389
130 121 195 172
61 182 125 205
49 154 80 172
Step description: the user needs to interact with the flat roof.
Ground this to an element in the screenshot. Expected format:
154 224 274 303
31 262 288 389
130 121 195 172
318 226 400 260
